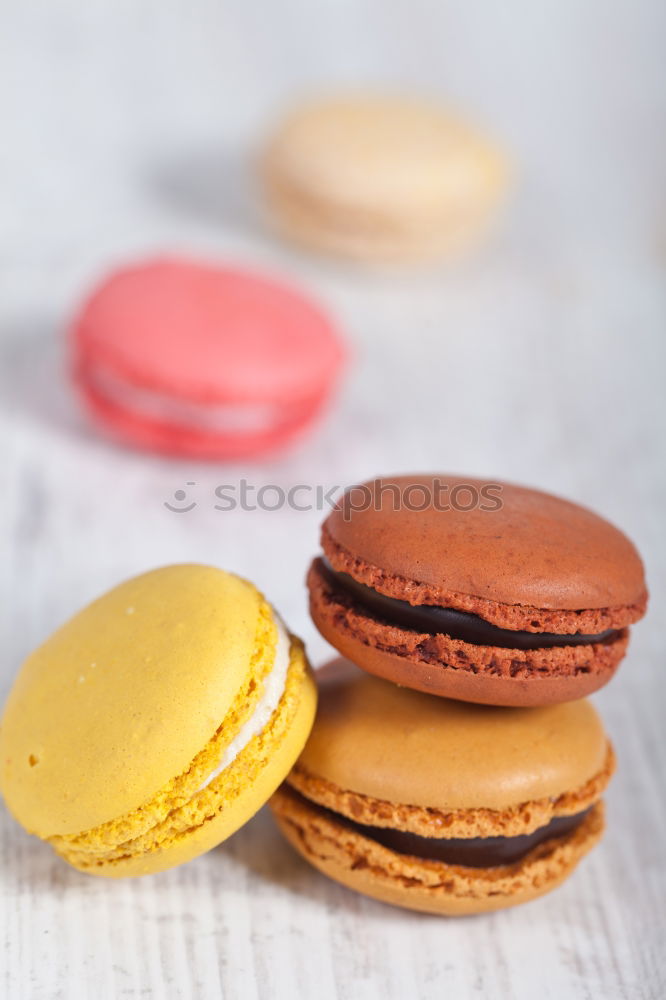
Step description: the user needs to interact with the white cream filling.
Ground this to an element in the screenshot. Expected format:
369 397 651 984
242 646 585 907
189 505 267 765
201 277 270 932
196 611 291 793
86 363 283 433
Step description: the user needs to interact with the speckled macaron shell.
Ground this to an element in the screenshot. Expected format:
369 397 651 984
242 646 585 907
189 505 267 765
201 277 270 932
261 96 509 263
0 565 317 876
310 475 647 705
270 661 613 915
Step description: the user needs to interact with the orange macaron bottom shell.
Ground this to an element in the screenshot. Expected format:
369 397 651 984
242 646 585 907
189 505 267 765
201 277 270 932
270 786 605 916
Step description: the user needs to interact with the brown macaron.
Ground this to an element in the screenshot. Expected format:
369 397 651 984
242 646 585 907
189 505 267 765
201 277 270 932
271 660 615 915
308 475 647 706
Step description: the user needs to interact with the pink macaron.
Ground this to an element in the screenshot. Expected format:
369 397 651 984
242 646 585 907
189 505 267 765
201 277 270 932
71 257 346 459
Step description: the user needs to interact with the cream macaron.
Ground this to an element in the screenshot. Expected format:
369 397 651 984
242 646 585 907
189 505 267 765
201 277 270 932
260 94 509 264
0 565 316 876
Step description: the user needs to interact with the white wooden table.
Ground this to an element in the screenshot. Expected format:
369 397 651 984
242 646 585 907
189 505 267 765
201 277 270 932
1 1 664 997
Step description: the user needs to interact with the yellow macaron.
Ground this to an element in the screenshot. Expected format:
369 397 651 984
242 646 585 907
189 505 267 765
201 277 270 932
260 93 509 264
0 564 316 876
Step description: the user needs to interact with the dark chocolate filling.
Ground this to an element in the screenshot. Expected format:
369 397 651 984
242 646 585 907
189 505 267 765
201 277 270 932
351 811 589 867
295 788 590 868
318 559 618 651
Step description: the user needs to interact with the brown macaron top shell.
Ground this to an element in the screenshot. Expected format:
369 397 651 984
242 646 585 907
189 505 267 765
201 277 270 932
324 475 647 632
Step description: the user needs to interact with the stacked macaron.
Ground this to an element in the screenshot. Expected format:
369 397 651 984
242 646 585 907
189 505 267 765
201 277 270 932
271 474 647 914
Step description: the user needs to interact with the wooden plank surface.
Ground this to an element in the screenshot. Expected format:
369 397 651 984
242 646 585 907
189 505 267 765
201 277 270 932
1 1 664 997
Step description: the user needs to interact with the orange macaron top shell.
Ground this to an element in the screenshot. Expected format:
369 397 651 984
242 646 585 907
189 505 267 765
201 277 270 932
308 475 647 706
72 257 346 459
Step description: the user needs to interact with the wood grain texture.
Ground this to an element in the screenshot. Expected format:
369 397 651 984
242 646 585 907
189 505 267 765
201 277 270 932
1 0 665 997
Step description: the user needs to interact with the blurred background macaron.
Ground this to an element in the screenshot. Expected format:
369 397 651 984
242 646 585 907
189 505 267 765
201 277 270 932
260 93 509 264
0 564 316 876
309 474 647 706
72 256 346 460
270 659 614 915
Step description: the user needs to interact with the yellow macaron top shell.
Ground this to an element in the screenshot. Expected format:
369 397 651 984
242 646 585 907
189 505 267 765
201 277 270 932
0 564 270 837
298 668 608 811
52 634 316 876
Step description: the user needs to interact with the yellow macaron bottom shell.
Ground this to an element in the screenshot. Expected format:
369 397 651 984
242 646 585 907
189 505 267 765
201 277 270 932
271 786 605 916
50 637 316 877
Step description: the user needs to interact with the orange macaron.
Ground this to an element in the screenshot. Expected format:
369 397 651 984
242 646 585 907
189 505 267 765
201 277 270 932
271 659 615 915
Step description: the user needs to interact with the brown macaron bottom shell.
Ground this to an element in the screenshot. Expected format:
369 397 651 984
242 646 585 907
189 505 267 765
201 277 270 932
270 787 605 916
308 560 628 707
